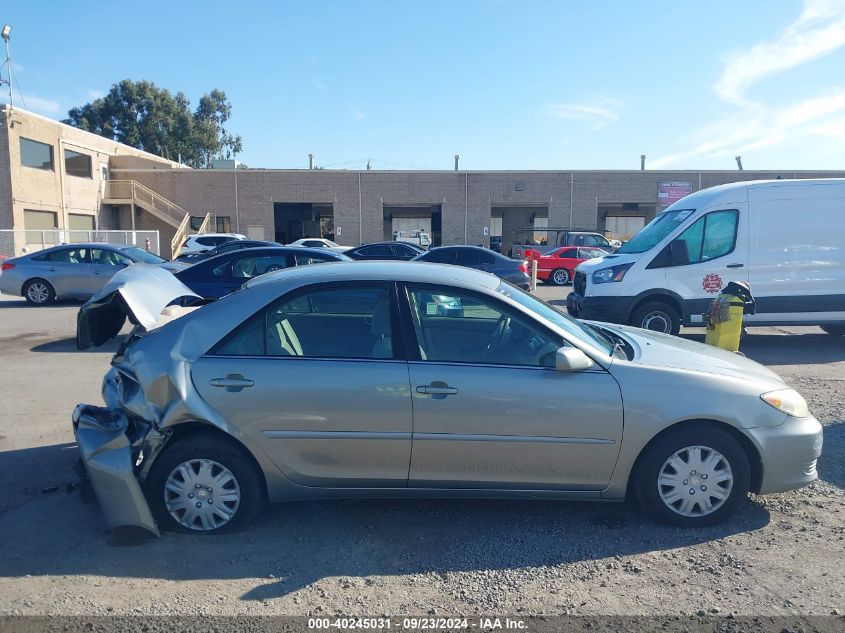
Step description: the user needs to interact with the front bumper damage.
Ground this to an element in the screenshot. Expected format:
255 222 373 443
72 404 160 537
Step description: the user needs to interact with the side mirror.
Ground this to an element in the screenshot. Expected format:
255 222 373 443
555 347 594 372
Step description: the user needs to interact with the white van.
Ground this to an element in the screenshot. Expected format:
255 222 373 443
567 179 845 336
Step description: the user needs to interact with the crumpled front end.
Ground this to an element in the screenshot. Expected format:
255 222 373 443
72 402 161 536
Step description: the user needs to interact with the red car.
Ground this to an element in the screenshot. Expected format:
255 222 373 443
527 246 609 286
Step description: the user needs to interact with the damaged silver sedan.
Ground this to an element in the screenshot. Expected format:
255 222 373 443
73 262 822 535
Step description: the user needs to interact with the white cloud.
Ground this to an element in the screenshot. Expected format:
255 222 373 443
545 99 621 130
715 0 845 106
652 0 845 169
11 89 62 115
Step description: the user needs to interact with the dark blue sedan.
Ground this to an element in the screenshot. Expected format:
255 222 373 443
174 246 350 300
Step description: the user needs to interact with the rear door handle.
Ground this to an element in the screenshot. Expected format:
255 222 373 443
210 374 254 391
726 263 744 268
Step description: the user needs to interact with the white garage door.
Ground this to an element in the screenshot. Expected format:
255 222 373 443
605 216 645 240
392 217 431 234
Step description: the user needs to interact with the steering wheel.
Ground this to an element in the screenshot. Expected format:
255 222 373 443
485 315 511 357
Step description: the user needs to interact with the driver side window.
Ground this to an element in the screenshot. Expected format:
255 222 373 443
407 287 560 367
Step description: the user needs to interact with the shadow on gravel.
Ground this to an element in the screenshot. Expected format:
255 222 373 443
0 299 83 309
680 332 845 366
29 336 121 353
0 440 772 602
818 421 845 490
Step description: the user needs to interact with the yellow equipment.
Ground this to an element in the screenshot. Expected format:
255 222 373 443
704 281 755 352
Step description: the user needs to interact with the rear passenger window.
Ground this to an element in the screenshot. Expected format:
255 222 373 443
211 285 394 359
44 248 89 263
454 249 482 266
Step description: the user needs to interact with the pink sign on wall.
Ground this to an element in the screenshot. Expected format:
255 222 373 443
657 181 693 207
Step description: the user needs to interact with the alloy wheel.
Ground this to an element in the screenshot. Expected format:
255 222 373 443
657 445 734 517
553 269 569 285
27 282 50 304
164 458 241 531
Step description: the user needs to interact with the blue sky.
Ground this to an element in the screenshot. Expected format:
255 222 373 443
3 0 845 170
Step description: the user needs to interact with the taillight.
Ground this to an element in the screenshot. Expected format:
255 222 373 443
1 262 14 271
519 261 528 273
182 241 189 248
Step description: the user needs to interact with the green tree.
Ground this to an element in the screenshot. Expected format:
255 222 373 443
64 79 243 167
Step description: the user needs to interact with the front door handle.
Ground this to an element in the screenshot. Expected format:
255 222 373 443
210 374 254 392
726 263 744 268
416 381 458 399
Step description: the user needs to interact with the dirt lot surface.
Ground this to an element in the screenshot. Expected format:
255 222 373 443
0 287 843 619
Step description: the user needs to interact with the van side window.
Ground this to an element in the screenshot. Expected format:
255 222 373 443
671 209 738 266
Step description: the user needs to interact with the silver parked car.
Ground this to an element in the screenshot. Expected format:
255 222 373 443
73 262 822 535
0 243 186 305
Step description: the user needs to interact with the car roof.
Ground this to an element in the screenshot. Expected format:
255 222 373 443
246 260 501 290
195 246 346 264
190 233 244 239
355 241 423 248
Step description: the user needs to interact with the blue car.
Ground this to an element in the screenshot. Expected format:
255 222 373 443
174 246 350 300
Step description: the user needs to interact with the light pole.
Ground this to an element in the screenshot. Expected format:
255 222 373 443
1 25 11 106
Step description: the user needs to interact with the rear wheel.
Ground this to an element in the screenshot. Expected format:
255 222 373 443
146 433 265 534
633 425 750 527
23 279 55 305
821 324 845 336
631 300 681 335
550 268 570 286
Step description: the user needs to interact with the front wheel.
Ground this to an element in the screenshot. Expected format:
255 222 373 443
145 433 265 534
631 300 681 335
821 324 845 336
550 268 570 286
633 426 750 527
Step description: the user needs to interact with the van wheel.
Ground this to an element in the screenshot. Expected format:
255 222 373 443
145 433 265 534
631 301 681 335
821 325 845 336
23 279 56 305
633 426 750 527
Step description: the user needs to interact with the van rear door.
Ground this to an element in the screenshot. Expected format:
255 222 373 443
660 204 749 324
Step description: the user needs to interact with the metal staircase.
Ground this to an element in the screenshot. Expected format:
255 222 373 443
102 180 211 256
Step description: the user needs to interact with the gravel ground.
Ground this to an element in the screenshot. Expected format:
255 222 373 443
0 288 843 619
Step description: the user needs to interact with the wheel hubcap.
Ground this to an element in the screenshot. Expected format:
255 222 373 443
164 459 240 531
642 311 671 333
28 283 49 303
658 445 733 517
554 270 568 284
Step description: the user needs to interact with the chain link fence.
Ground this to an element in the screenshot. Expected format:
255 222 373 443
0 230 161 259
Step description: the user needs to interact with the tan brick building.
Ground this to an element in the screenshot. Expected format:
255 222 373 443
3 105 844 258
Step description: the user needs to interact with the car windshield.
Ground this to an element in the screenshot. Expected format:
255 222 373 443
120 247 166 264
616 209 696 254
496 282 614 355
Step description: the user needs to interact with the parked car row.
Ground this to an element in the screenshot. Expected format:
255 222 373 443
0 239 533 304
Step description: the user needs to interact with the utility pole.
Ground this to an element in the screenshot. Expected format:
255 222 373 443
1 25 12 106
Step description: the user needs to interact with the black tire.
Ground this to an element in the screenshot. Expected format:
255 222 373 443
631 300 681 335
23 278 56 305
633 425 750 527
821 324 845 336
550 268 570 286
145 432 266 534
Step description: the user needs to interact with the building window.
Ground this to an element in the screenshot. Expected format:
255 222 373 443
20 138 54 171
216 216 232 233
64 149 92 178
190 216 204 231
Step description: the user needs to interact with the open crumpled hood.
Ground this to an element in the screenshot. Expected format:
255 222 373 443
77 264 200 349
